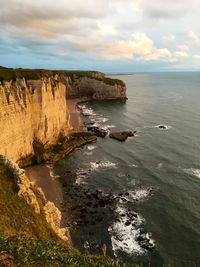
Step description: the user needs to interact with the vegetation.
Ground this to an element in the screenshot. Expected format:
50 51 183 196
0 162 59 240
0 235 134 267
0 66 125 87
18 132 97 168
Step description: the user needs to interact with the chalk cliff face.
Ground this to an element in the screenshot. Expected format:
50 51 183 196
67 76 127 100
0 72 126 163
0 77 71 162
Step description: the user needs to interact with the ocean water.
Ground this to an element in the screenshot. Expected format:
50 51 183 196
54 72 200 267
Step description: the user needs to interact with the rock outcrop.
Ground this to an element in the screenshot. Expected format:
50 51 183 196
109 131 134 141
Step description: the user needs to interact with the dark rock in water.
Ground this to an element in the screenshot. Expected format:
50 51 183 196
84 122 95 126
125 221 131 226
109 131 134 141
158 125 167 129
87 126 107 138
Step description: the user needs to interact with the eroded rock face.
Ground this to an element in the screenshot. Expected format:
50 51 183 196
67 77 127 100
0 77 71 162
0 155 68 241
44 202 68 241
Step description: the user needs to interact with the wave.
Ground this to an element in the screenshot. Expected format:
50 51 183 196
87 145 96 151
157 162 163 170
46 165 60 179
128 188 153 201
108 205 154 256
84 151 93 156
129 164 139 168
143 124 172 130
117 188 153 204
184 168 200 179
75 169 88 185
78 104 96 117
90 161 118 171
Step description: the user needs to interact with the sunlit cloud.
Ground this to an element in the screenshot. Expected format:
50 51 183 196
0 0 200 70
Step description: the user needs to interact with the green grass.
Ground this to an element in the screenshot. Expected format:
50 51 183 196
0 163 58 241
0 235 134 267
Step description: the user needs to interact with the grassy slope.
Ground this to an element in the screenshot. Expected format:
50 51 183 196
0 162 58 240
0 67 125 87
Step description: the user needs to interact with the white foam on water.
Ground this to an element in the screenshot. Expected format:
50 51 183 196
46 165 60 180
108 205 145 256
117 172 126 178
157 162 163 170
87 145 96 151
96 117 109 123
143 124 172 130
155 124 172 130
75 169 88 185
84 151 93 156
90 161 118 171
129 164 139 168
128 189 152 201
118 188 152 204
78 104 96 117
109 205 155 256
184 168 200 179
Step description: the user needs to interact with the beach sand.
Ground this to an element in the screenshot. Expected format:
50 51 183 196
25 164 64 210
67 98 87 132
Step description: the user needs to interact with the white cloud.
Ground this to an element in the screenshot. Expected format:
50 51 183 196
77 32 173 61
188 31 200 45
194 54 200 59
174 51 188 57
0 0 200 70
177 45 189 51
163 34 176 44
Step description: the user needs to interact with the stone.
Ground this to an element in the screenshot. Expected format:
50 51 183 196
158 125 167 129
109 131 134 141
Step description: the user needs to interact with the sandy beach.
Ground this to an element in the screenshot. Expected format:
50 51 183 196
25 164 64 211
67 98 88 132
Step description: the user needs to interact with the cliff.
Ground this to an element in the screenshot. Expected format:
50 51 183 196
0 68 128 266
0 68 127 163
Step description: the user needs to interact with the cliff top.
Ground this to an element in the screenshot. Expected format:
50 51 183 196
0 67 125 87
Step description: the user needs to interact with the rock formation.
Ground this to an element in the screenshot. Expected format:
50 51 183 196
0 71 126 163
0 69 126 242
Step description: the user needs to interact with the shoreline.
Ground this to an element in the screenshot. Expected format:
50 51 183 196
25 164 64 212
25 98 93 230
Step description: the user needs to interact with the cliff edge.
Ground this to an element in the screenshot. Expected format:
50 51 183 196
0 68 127 163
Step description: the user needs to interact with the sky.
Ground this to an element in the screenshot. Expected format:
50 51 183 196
1 0 200 72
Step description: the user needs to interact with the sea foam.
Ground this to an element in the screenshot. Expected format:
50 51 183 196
184 168 200 179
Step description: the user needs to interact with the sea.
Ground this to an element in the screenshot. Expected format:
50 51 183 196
53 72 200 267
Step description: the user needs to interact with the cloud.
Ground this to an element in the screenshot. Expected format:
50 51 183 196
174 51 188 57
163 34 176 44
0 0 200 70
177 45 189 51
188 31 200 45
138 0 200 19
73 32 173 61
